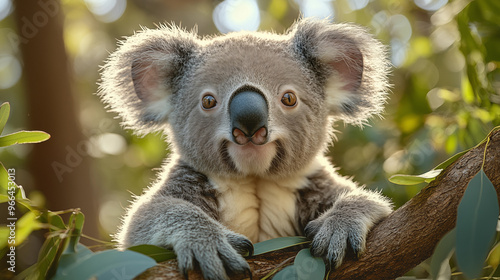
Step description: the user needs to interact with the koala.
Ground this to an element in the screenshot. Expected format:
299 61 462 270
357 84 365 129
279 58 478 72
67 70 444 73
99 19 392 280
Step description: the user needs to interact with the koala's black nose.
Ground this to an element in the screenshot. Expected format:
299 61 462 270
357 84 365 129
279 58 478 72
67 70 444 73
229 90 268 145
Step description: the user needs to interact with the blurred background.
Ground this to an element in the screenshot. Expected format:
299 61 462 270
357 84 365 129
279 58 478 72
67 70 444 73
0 0 499 274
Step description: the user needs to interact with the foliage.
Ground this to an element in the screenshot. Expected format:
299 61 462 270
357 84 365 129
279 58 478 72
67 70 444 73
253 236 309 256
387 0 500 276
0 103 49 147
0 0 499 279
389 126 500 185
391 126 500 279
272 248 326 280
0 102 163 280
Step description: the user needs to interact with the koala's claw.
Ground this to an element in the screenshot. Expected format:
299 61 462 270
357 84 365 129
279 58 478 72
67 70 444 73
305 217 368 268
226 231 254 257
174 231 252 280
303 219 322 240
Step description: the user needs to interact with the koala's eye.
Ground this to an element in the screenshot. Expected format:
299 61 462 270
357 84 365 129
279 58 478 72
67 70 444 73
202 95 217 110
281 92 297 107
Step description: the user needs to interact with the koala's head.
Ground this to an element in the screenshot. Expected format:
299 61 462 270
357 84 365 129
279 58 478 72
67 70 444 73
99 19 390 178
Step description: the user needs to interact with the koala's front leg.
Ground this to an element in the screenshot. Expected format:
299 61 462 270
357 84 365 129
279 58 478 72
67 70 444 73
299 171 392 268
119 196 253 280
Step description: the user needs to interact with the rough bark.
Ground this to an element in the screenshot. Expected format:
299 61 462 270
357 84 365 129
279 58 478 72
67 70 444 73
136 130 500 280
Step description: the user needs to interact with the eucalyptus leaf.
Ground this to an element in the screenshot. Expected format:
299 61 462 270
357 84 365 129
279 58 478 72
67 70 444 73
430 228 455 280
434 150 468 170
56 243 94 273
37 211 67 232
0 227 9 249
14 185 26 200
253 236 308 256
389 126 500 186
272 265 297 280
127 244 176 262
294 248 325 280
487 242 500 270
0 102 9 135
389 169 443 186
0 162 12 193
52 249 156 280
16 235 64 280
47 212 67 231
456 169 499 279
0 131 51 147
16 211 42 246
438 127 500 172
67 212 85 253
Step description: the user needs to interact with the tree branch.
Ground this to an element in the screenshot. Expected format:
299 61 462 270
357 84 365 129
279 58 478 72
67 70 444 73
136 130 500 280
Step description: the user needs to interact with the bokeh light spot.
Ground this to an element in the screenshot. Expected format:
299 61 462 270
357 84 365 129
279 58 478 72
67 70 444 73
84 0 126 23
97 133 127 155
391 39 408 67
213 0 261 33
389 14 412 43
0 55 21 89
296 0 334 20
414 0 448 11
348 0 369 11
0 0 12 21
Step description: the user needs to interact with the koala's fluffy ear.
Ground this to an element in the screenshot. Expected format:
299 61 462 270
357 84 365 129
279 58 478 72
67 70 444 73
291 19 390 124
99 26 198 134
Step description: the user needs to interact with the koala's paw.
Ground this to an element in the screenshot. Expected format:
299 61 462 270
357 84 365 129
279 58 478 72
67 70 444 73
174 229 253 280
304 215 369 268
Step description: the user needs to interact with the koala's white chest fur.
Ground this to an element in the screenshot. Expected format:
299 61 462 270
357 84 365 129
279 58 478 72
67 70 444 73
211 167 317 243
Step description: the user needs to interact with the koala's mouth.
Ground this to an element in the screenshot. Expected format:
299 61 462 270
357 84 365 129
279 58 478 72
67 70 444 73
225 140 277 176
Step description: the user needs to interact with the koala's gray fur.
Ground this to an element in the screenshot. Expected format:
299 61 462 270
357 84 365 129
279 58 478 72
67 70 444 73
99 18 393 280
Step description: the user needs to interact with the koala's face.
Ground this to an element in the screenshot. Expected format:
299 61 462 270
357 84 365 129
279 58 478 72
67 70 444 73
167 34 329 177
99 19 390 178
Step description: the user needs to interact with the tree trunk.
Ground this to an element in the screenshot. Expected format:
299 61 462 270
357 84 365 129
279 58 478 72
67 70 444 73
136 129 500 279
13 0 99 240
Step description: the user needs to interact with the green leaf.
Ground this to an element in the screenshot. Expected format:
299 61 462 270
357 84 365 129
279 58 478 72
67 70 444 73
434 150 468 170
293 248 325 280
127 244 176 262
16 234 65 280
487 242 500 270
389 126 500 187
56 243 93 274
46 211 67 231
52 249 157 280
0 227 9 249
253 236 309 256
389 169 443 186
456 169 499 279
0 162 27 201
0 102 10 135
0 131 51 147
430 228 455 280
15 211 42 246
273 265 297 280
15 185 26 200
0 162 13 194
67 212 85 253
437 127 499 171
